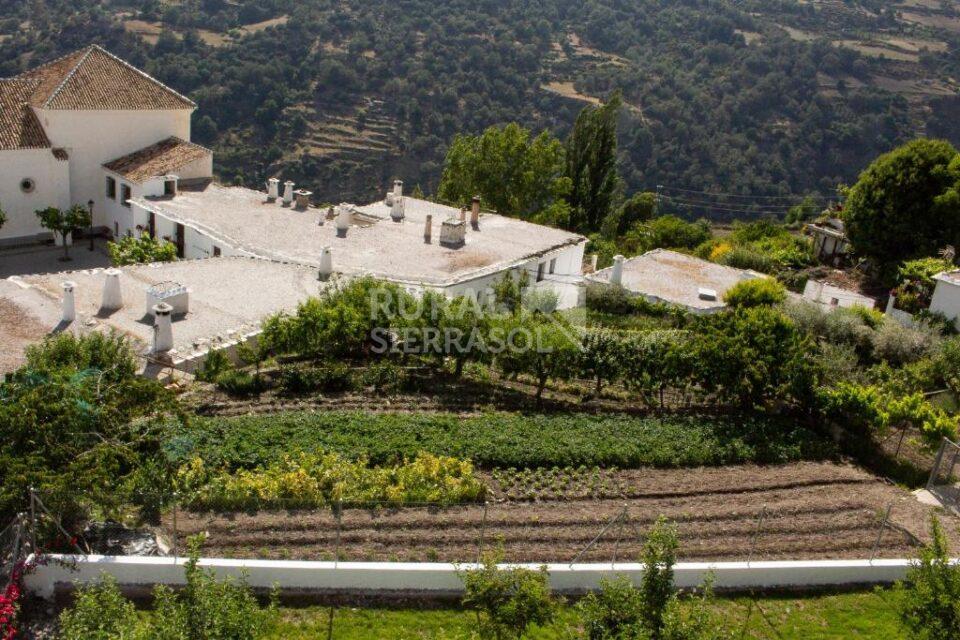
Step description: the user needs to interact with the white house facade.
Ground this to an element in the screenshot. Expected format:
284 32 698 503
0 45 197 245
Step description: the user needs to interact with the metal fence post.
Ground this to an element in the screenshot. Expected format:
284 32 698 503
928 438 948 491
870 503 893 563
172 492 179 561
28 487 38 554
476 501 489 564
334 498 343 568
747 506 767 566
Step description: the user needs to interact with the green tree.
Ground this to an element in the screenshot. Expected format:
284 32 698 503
578 575 646 639
493 315 580 401
843 139 960 269
35 204 91 261
785 195 822 224
108 235 178 266
622 216 711 255
460 548 556 640
897 515 960 640
722 278 787 308
566 92 622 233
579 329 625 394
604 191 657 238
437 123 571 224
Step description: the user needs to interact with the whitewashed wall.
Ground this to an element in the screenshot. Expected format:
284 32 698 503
0 149 71 242
25 554 925 601
36 108 191 227
930 279 960 331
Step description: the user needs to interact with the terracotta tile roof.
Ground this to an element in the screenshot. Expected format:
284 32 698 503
0 78 51 149
9 45 195 111
103 137 211 183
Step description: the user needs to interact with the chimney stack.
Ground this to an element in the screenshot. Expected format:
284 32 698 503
152 302 173 353
610 255 625 286
590 254 599 271
393 180 403 200
424 214 432 243
294 189 312 211
471 196 481 229
319 246 333 279
459 208 466 223
283 181 295 206
61 281 76 323
101 268 123 311
336 204 352 236
391 195 404 221
267 178 280 201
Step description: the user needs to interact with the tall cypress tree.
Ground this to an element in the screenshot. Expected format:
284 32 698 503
565 91 623 233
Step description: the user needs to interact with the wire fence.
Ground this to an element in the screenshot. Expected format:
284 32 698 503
153 494 918 567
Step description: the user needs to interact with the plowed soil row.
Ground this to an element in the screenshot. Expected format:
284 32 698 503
165 463 953 563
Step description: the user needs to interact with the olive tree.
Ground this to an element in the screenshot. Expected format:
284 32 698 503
36 204 91 261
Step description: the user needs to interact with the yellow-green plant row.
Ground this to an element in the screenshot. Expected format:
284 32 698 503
177 452 486 511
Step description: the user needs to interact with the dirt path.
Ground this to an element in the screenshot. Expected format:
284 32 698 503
165 462 953 563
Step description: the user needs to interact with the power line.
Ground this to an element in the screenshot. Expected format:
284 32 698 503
659 185 830 202
658 196 800 215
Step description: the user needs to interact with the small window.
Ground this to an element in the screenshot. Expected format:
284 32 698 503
20 177 35 193
105 176 117 199
120 183 131 208
536 262 546 283
113 222 119 237
212 246 221 257
549 258 557 274
164 179 176 196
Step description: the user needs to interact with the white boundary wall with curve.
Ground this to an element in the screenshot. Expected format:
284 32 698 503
24 555 932 600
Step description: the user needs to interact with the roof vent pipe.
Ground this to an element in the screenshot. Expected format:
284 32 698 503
319 246 333 280
152 302 173 353
470 196 481 229
610 255 625 286
267 178 279 201
283 181 295 206
424 214 433 244
61 281 76 323
101 268 123 312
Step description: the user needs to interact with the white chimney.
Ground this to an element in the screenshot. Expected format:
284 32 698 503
391 195 404 221
336 204 352 233
319 246 333 279
610 255 625 286
283 180 295 206
424 214 433 243
590 254 599 271
385 191 395 207
61 281 76 323
393 180 403 200
267 178 280 201
101 268 123 311
471 196 481 229
295 189 312 211
152 302 173 353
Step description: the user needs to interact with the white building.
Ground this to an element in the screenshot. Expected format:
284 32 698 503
0 45 197 245
585 249 766 314
802 279 876 311
929 270 960 330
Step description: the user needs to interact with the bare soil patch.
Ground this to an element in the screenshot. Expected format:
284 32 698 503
166 462 951 563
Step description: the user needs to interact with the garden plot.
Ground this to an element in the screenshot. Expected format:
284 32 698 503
166 462 944 563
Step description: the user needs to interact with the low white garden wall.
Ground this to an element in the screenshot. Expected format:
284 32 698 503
25 555 919 600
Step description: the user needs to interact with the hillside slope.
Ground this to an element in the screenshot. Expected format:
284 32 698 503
0 0 957 218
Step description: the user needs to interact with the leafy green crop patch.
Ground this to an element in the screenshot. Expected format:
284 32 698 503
167 411 836 471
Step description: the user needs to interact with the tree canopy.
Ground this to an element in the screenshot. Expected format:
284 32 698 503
843 139 960 269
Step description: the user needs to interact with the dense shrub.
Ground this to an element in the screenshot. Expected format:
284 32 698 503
460 549 556 640
897 516 960 640
354 361 408 393
58 543 277 640
107 234 177 266
177 452 485 510
22 330 137 382
722 278 786 308
195 348 231 383
278 362 352 394
168 411 836 472
214 369 262 396
872 320 940 366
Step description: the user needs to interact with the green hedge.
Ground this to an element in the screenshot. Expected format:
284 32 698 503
165 411 835 471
